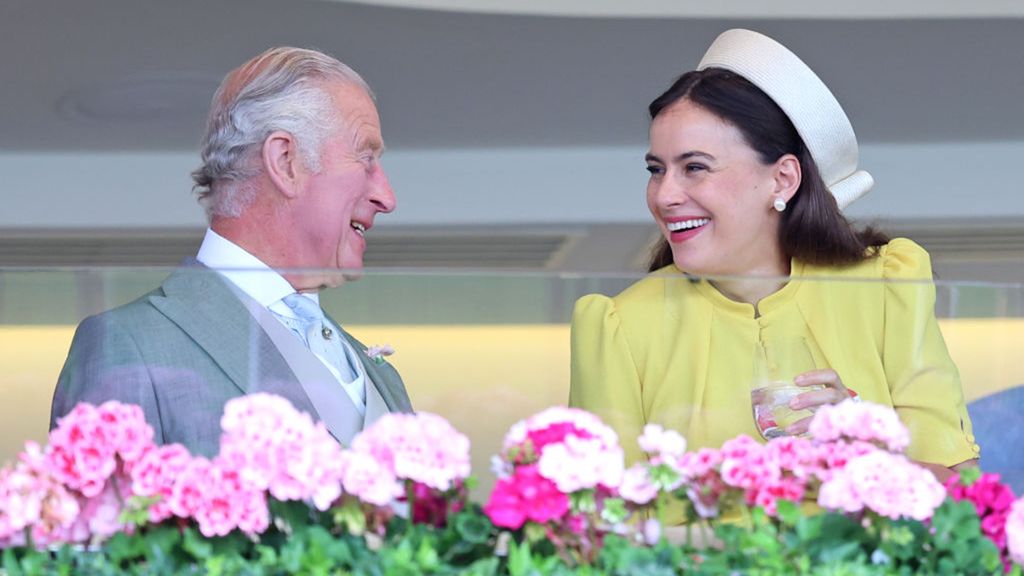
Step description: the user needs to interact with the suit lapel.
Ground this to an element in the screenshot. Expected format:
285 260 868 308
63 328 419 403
147 265 322 422
148 267 255 396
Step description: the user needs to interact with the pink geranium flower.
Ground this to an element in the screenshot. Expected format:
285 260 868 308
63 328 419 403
503 407 617 457
818 451 945 521
486 406 628 559
618 464 659 505
338 450 402 507
46 402 155 499
808 400 909 453
637 424 687 464
353 412 471 492
196 462 269 538
1007 497 1024 567
130 443 194 523
218 393 345 510
501 407 624 493
0 442 80 548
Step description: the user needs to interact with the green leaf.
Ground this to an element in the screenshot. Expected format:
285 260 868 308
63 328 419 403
956 467 982 486
119 495 162 527
600 497 629 525
268 498 314 534
463 556 501 576
415 538 441 570
523 522 547 544
333 498 368 536
105 530 148 564
454 511 494 545
775 499 801 526
507 540 534 576
2 548 26 576
570 489 597 514
182 526 214 559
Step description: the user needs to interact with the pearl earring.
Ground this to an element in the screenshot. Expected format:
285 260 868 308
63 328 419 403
773 198 787 212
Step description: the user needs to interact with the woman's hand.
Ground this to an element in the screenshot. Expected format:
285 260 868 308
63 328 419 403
783 369 850 436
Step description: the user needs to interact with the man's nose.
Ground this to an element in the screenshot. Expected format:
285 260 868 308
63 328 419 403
371 169 396 213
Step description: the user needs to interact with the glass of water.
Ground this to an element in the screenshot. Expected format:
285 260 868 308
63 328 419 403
750 337 824 440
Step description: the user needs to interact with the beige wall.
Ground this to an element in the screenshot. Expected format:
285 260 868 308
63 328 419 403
2 321 1020 494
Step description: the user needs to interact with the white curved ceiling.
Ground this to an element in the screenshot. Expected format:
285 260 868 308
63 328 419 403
2 0 1022 151
338 0 1024 19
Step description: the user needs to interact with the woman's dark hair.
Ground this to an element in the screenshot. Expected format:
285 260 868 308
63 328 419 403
646 68 888 272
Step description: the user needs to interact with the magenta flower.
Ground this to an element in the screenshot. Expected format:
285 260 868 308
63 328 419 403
410 481 463 527
484 464 569 529
946 472 1017 566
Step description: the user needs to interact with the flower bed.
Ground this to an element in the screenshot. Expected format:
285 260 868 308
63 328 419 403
2 395 1023 574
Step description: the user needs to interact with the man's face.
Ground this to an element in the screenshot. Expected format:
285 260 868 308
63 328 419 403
292 82 395 285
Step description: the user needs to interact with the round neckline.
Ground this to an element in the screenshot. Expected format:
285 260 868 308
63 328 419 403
690 259 806 319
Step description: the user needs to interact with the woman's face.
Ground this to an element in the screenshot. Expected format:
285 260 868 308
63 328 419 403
645 99 790 278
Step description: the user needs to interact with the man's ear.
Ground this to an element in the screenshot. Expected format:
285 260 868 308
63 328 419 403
262 131 303 198
772 153 802 204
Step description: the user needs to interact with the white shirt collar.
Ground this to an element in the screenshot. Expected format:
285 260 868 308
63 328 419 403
195 228 319 307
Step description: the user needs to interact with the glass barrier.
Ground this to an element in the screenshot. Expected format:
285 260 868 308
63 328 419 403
2 266 1022 497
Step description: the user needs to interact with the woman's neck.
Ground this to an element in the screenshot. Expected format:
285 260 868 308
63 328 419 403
706 255 791 313
709 277 787 312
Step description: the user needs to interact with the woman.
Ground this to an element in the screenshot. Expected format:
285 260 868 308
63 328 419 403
569 29 978 481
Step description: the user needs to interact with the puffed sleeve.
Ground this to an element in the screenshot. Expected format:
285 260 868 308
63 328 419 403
569 294 646 465
882 238 979 466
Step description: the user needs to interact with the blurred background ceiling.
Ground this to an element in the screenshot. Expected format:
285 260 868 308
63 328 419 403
2 0 1023 278
5 0 1023 151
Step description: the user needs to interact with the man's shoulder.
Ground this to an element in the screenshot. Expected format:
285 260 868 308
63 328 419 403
74 267 222 333
83 285 162 321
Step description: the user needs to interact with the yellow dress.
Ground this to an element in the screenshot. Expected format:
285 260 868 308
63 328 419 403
569 238 979 468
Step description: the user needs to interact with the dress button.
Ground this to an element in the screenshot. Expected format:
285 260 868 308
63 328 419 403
966 434 975 442
972 443 981 453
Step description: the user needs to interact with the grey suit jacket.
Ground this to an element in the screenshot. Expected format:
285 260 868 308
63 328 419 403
50 265 413 457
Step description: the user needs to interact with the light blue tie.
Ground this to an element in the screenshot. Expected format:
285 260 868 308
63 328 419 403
280 294 360 386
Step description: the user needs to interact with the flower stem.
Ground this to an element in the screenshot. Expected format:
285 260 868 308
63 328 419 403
405 481 416 533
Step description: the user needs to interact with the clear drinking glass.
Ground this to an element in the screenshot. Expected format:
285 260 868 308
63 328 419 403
750 337 825 440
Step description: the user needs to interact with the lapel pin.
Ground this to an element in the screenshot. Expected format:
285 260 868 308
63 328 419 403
321 326 333 340
366 344 395 365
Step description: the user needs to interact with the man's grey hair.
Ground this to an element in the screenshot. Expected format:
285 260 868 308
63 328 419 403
192 47 373 219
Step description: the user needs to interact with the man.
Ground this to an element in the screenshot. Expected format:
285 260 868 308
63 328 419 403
50 47 413 456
